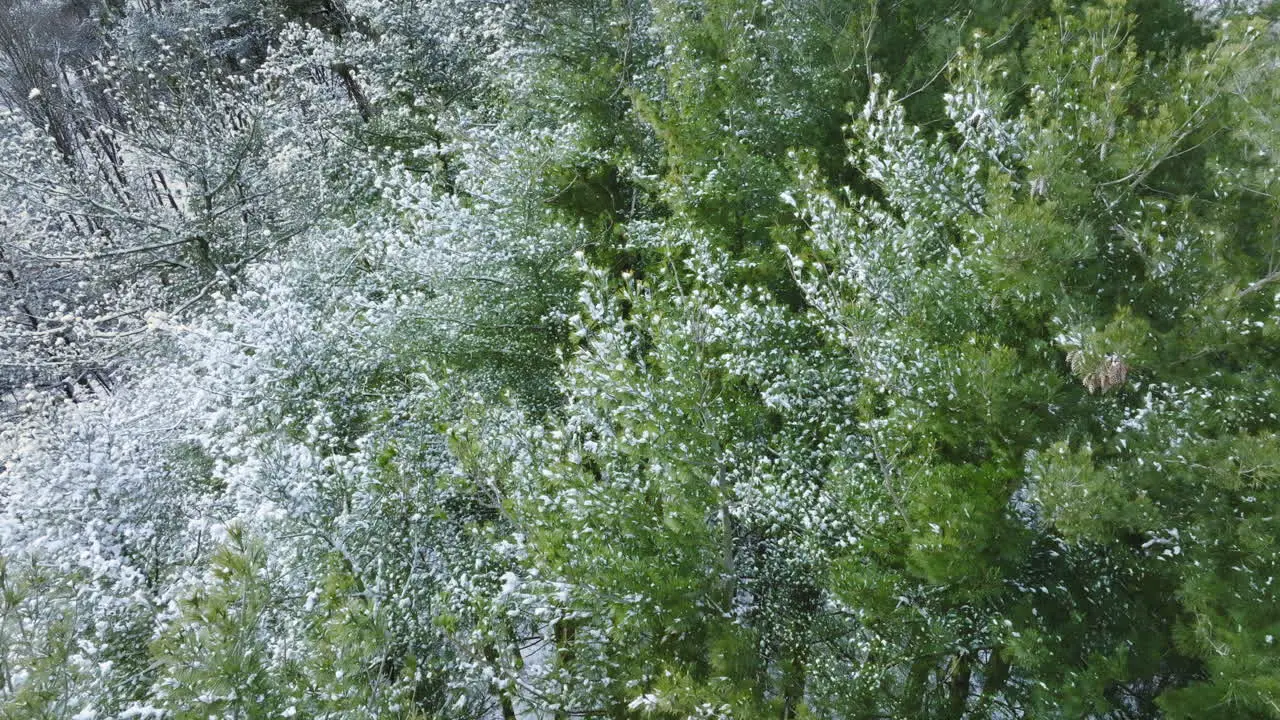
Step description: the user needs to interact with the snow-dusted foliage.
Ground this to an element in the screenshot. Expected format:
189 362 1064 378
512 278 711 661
3 1 1279 719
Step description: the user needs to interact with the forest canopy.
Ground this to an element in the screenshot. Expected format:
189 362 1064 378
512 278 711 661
1 0 1279 718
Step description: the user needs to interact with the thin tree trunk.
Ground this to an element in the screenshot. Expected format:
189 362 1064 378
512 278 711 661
978 648 1010 713
554 616 578 720
483 641 518 720
902 656 932 718
334 63 372 121
947 654 971 720
781 651 807 720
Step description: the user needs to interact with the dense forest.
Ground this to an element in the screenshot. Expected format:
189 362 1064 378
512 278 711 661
1 0 1278 717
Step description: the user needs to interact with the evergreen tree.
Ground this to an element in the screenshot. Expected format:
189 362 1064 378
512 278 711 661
2 0 1278 718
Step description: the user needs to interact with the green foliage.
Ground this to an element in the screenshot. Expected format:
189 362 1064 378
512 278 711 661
4 0 1280 718
148 527 283 719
